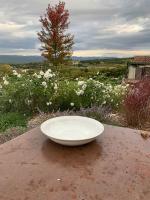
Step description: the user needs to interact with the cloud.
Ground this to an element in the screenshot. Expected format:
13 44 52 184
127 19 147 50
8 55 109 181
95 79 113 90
0 0 150 56
106 24 144 34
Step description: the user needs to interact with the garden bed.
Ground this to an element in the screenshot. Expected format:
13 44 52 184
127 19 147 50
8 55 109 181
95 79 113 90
1 66 150 144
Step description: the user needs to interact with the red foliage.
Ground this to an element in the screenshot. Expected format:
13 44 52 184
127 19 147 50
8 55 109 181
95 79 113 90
37 1 74 66
124 78 150 127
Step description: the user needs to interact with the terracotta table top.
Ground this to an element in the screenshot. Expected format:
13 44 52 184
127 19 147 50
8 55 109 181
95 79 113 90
0 125 150 200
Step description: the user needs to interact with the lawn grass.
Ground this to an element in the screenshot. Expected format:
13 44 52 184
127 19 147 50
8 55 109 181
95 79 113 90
0 112 27 133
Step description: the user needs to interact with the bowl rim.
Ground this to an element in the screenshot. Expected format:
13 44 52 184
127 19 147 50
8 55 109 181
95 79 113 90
40 115 104 142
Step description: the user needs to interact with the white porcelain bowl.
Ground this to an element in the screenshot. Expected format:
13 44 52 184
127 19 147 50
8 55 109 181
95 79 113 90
40 116 104 146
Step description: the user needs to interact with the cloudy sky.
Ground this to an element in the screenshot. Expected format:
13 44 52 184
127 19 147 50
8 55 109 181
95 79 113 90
0 0 150 57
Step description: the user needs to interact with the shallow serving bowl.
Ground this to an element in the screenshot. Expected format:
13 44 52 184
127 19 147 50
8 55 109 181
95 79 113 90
40 116 104 146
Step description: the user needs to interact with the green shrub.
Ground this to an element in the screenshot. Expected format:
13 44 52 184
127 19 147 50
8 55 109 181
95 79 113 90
0 69 57 114
0 69 128 115
57 65 127 80
0 64 12 78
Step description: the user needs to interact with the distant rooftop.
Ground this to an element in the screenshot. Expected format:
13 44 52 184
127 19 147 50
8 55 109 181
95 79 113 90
131 56 150 64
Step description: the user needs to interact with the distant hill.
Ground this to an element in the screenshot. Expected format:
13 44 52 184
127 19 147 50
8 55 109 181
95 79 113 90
0 55 44 64
72 56 114 61
0 55 129 64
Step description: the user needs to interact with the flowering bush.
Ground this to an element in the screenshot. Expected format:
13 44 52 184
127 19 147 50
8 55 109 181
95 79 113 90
74 79 128 109
0 69 57 114
0 68 128 115
123 79 150 127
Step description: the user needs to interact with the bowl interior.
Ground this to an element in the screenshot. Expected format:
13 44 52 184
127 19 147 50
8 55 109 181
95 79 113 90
41 116 104 141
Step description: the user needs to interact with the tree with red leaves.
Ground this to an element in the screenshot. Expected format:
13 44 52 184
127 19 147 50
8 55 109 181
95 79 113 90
37 1 74 66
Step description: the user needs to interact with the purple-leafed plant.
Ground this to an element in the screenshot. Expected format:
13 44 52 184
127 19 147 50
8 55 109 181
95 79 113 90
123 78 150 127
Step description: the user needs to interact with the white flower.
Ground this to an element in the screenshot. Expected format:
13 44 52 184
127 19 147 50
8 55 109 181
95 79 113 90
33 73 37 77
9 99 12 103
0 84 2 89
41 81 47 88
102 101 106 105
106 94 110 98
46 101 52 106
76 89 84 96
39 70 44 76
44 70 53 79
34 73 42 79
47 69 52 73
89 78 93 81
34 73 43 79
44 72 52 79
82 84 87 90
2 76 6 81
13 70 22 78
78 81 85 86
54 83 58 90
13 70 18 75
17 74 21 78
22 84 25 87
99 82 104 86
27 100 32 105
22 69 27 73
70 102 74 107
37 75 42 79
4 80 9 85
